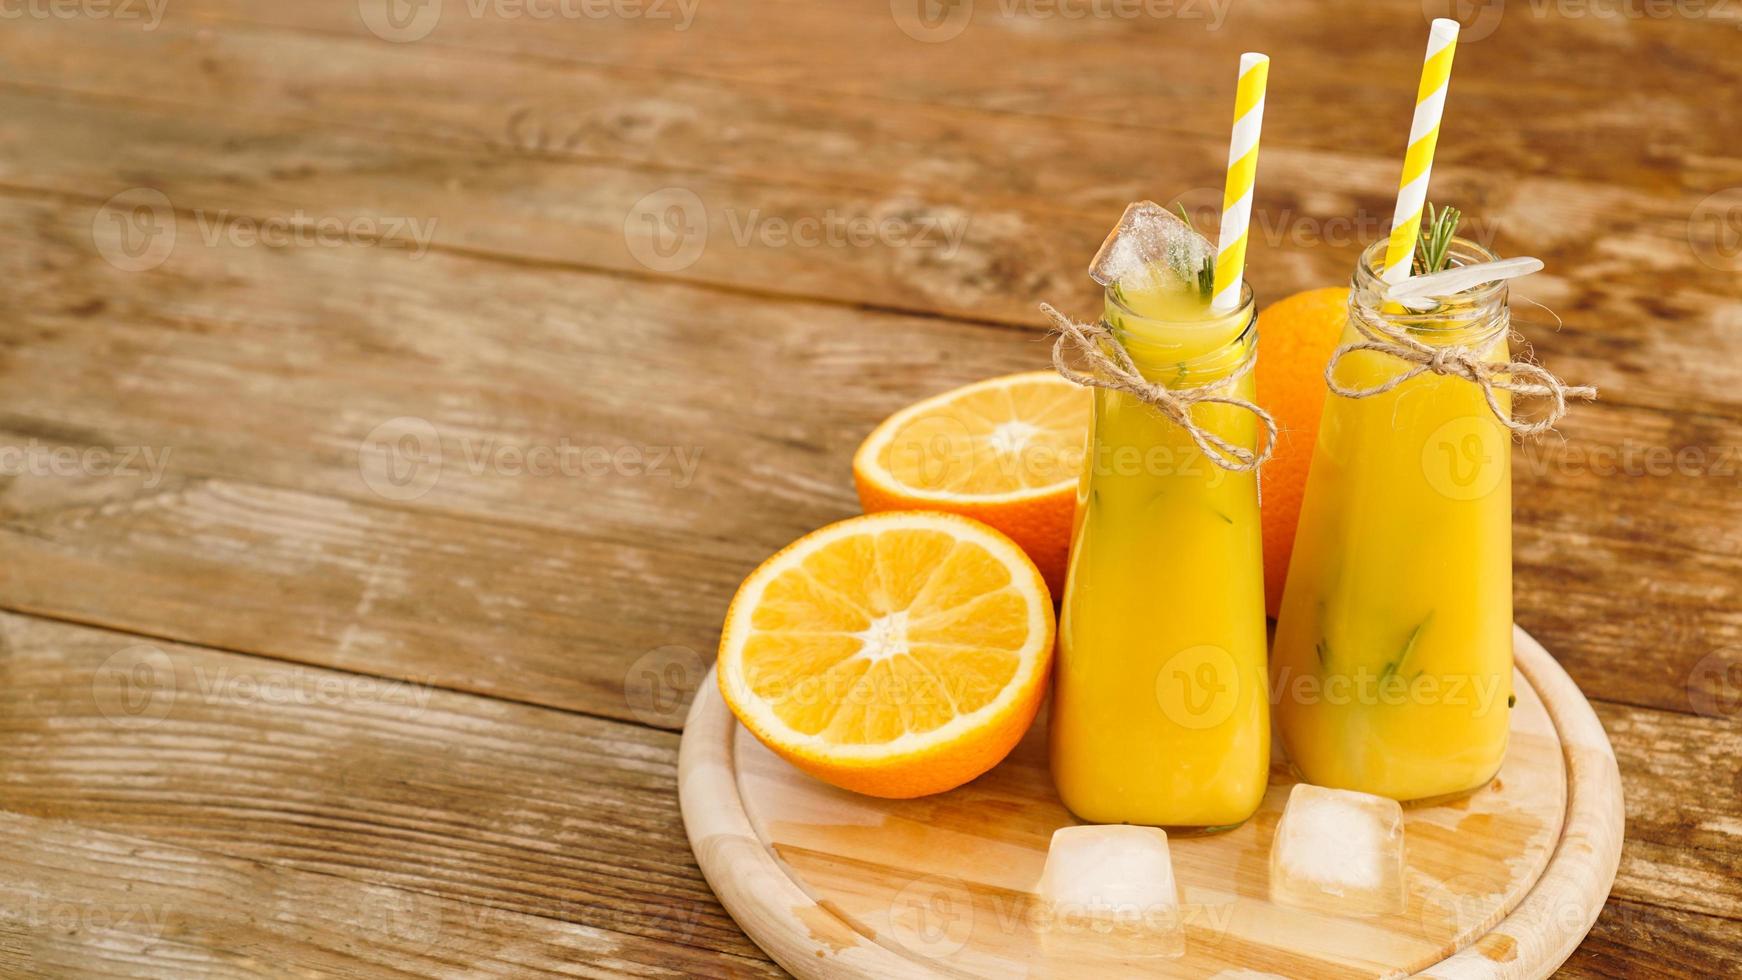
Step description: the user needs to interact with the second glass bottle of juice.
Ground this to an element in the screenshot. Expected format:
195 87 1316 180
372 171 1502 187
1050 280 1270 829
1271 237 1514 802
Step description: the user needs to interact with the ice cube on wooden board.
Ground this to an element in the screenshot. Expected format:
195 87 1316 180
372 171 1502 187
1037 824 1184 957
1087 200 1215 295
1269 783 1406 916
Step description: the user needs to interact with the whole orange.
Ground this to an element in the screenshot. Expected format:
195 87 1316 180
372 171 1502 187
1256 287 1350 618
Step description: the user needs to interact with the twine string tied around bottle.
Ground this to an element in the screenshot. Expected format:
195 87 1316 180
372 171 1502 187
1327 305 1596 437
1042 303 1277 473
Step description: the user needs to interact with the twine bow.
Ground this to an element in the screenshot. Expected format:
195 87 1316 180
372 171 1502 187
1042 303 1277 473
1326 306 1596 437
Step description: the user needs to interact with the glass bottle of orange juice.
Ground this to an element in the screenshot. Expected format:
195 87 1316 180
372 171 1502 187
1050 270 1271 829
1271 236 1515 802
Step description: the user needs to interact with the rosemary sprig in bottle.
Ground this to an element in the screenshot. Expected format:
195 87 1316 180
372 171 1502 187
1412 202 1462 276
1173 202 1217 300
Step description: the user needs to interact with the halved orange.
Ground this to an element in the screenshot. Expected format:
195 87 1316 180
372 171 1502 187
717 512 1054 799
853 371 1089 596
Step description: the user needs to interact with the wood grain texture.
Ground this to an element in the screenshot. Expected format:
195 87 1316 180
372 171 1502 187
1419 631 1625 979
1556 898 1742 978
0 809 768 979
2 602 1726 979
155 0 1742 193
679 630 1619 979
0 1 1733 974
1592 702 1742 920
0 189 1732 724
0 611 776 975
0 32 1736 381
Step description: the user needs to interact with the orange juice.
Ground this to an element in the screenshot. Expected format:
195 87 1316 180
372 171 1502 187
1271 239 1513 801
1051 281 1270 828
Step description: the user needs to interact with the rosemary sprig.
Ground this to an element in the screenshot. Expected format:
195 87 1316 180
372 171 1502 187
1411 202 1462 276
1379 613 1434 682
1173 201 1218 300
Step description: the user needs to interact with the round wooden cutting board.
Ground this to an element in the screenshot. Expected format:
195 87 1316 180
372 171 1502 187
679 626 1624 979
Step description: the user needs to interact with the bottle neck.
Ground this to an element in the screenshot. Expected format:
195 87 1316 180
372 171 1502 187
1101 283 1257 389
1350 237 1510 349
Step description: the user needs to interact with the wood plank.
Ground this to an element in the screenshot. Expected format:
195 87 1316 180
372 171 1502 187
1594 702 1742 920
0 62 1736 411
0 82 1103 330
1557 899 1742 978
5 457 1733 731
157 0 1742 195
0 190 1733 720
0 19 1732 419
5 13 1736 221
0 477 747 723
0 811 781 978
0 41 1728 440
0 609 1734 973
0 611 778 970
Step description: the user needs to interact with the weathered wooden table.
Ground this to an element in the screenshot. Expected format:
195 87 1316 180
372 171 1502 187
0 2 1736 976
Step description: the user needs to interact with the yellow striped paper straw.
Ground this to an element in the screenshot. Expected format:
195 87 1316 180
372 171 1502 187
1381 17 1461 284
1211 52 1270 313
